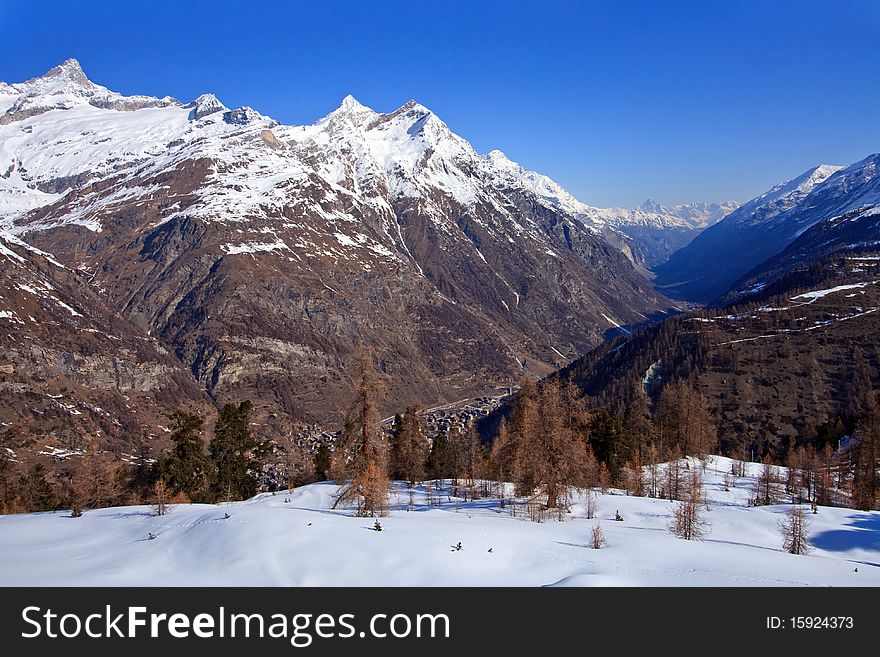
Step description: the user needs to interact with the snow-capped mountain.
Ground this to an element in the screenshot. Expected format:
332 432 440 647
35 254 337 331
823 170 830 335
0 59 670 430
653 157 880 303
723 202 880 301
583 199 740 267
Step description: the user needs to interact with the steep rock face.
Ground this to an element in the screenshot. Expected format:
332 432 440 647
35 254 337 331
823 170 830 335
1 61 671 426
0 231 213 460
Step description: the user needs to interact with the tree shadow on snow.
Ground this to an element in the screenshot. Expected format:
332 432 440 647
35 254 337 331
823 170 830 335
811 513 880 556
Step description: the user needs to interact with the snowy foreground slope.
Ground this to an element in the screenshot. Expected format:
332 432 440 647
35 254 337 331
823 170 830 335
0 458 877 587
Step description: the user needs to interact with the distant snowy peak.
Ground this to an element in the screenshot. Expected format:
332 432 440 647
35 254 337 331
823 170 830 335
639 198 665 214
596 199 739 231
0 60 720 251
37 57 91 88
731 163 843 227
654 155 880 303
812 154 880 212
187 93 228 120
0 58 179 124
318 94 379 127
668 200 741 228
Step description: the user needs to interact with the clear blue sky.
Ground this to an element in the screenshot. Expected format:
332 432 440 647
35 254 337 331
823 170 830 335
1 0 878 208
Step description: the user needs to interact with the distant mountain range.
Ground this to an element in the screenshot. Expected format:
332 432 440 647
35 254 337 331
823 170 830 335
592 199 740 267
0 59 675 449
4 58 879 467
655 156 880 303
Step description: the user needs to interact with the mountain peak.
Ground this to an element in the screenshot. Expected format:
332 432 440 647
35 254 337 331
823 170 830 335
338 94 370 113
42 58 90 87
318 94 376 127
399 99 430 114
188 93 228 120
639 198 665 214
811 164 843 180
486 149 521 172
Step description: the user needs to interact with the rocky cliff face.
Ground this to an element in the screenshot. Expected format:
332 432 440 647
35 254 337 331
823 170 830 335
1 60 671 430
0 231 213 461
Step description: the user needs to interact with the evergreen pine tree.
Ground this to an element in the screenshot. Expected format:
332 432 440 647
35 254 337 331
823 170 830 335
313 442 331 481
391 407 428 485
427 432 452 480
159 410 211 502
209 401 265 502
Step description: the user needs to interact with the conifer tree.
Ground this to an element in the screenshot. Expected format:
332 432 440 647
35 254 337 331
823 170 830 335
313 442 331 481
851 393 879 510
391 406 429 486
330 354 390 516
427 432 452 480
623 448 645 497
664 446 685 500
75 450 123 510
151 479 170 516
449 420 480 486
160 410 211 502
646 442 661 498
779 505 812 554
514 380 587 509
656 381 717 457
669 469 710 540
588 409 628 484
754 455 781 506
506 379 542 496
489 418 512 483
210 401 265 502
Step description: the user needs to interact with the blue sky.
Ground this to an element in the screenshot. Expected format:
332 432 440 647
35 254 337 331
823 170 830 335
1 0 878 208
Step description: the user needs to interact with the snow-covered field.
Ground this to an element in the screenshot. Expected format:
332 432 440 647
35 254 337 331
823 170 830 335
0 457 877 586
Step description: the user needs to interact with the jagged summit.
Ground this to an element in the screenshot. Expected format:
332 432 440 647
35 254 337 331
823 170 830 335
0 59 669 427
337 94 370 113
639 198 665 214
317 94 377 127
0 58 180 123
40 58 90 86
187 93 228 120
399 99 429 113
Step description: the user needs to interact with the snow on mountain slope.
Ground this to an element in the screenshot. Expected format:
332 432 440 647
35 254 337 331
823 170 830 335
728 164 843 229
0 60 670 426
595 199 739 231
0 61 723 259
0 62 608 259
654 157 880 303
0 457 875 586
582 200 739 268
723 204 880 301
